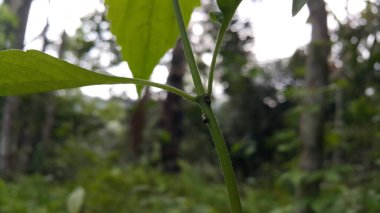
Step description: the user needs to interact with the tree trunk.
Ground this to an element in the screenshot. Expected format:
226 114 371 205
0 0 33 178
40 94 55 146
4 0 32 49
160 40 185 173
128 90 150 158
0 97 19 177
297 1 330 212
333 81 344 164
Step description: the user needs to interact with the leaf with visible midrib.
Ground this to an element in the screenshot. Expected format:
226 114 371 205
292 0 309 16
0 50 142 96
105 0 199 94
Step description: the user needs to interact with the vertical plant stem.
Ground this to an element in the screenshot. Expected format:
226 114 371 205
199 99 243 213
172 0 242 212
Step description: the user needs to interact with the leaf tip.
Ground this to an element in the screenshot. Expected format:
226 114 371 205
292 0 309 17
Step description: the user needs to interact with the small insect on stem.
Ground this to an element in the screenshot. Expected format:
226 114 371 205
204 95 211 105
202 113 209 124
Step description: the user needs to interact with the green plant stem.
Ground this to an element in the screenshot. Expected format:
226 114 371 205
207 21 229 96
120 77 196 102
199 99 243 213
172 0 204 96
173 0 242 212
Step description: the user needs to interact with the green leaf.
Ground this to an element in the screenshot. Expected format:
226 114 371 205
0 50 195 101
292 0 309 16
0 50 135 95
105 0 199 94
216 0 241 20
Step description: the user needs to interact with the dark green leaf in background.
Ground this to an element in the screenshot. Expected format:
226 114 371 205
105 0 199 94
292 0 309 16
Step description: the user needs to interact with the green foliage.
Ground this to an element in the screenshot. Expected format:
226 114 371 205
0 50 131 95
0 4 18 50
292 0 308 16
0 5 17 27
81 164 231 213
0 164 233 213
105 0 199 93
0 176 68 213
2 167 380 213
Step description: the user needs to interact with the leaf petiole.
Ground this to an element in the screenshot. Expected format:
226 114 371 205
207 20 230 96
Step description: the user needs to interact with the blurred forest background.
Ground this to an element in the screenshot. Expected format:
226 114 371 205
0 0 380 212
